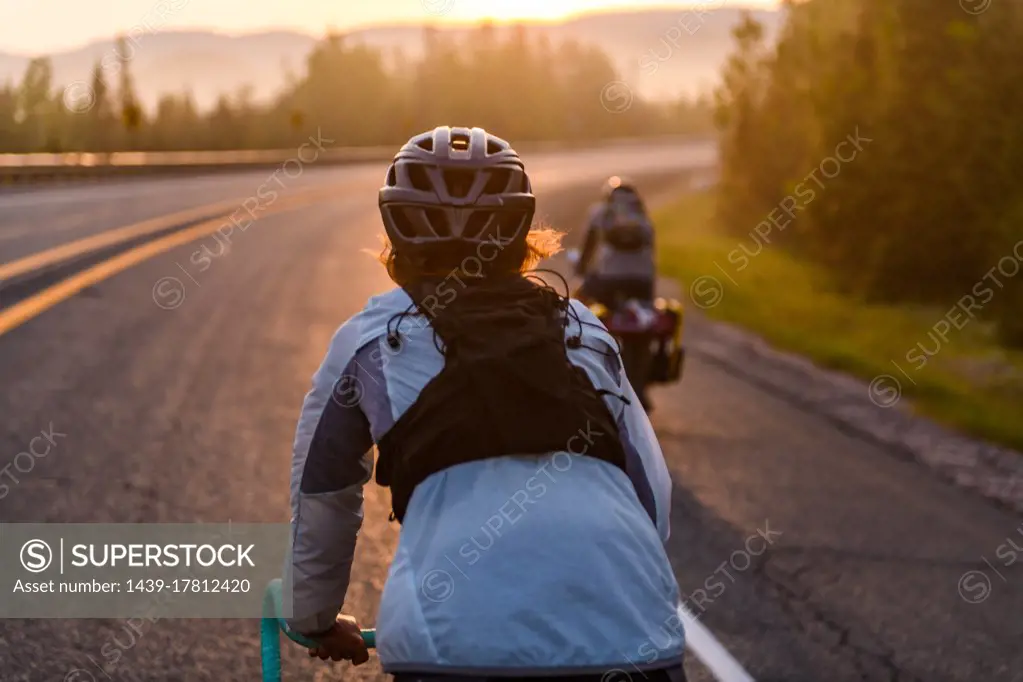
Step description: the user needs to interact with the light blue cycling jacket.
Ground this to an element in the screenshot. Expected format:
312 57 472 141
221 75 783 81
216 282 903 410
286 286 684 675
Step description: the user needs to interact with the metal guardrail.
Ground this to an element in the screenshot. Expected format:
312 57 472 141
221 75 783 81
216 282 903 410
0 147 395 169
0 147 395 183
0 135 713 184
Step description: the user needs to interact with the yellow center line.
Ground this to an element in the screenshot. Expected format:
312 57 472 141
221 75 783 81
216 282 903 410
0 200 239 282
0 190 346 338
0 184 346 282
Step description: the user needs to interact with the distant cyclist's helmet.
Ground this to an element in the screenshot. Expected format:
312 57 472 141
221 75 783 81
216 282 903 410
604 175 638 201
604 175 647 218
379 126 536 253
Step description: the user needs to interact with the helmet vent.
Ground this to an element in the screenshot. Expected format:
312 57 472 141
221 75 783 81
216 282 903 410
450 132 470 151
386 165 397 186
486 138 504 155
416 136 434 152
424 208 452 237
443 169 475 198
391 207 417 239
483 169 511 195
462 211 491 240
494 211 526 240
407 164 432 191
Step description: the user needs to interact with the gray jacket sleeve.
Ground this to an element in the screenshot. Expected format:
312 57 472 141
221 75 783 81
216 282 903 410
284 318 375 635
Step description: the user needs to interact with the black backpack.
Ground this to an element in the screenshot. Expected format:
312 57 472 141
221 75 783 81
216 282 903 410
603 206 648 252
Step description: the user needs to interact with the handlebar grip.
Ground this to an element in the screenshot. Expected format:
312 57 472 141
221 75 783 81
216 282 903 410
261 579 376 682
278 621 376 648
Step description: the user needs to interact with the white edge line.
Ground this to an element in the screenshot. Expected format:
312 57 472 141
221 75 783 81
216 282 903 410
680 603 756 682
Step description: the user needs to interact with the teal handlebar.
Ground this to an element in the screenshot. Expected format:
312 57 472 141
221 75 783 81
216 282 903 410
261 578 376 682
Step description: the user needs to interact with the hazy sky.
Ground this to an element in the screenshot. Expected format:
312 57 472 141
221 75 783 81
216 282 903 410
1 0 781 54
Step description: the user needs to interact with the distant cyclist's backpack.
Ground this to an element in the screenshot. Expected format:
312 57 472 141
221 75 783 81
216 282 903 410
603 204 648 252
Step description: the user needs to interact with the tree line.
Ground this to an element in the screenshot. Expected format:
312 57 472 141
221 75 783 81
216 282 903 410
714 1 1023 347
0 24 712 155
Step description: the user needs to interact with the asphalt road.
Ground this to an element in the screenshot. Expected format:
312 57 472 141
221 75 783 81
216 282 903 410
0 140 1020 682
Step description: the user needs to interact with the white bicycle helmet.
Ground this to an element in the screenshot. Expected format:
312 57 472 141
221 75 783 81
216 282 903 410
379 126 536 254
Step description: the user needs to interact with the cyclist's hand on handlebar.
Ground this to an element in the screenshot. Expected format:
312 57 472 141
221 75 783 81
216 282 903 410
306 614 370 665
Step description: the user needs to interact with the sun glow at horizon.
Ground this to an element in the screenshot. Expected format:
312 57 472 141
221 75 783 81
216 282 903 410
441 0 586 23
1 0 783 55
430 0 778 25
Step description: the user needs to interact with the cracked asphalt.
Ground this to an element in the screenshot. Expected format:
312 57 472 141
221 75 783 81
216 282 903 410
0 141 1020 681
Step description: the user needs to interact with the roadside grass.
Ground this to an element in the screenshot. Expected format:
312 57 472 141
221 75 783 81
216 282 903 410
656 190 1023 452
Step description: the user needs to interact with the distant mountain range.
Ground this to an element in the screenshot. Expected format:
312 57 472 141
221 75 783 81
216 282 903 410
0 8 784 111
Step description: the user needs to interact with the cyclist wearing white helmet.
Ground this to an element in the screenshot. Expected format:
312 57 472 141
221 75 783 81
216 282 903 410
285 127 685 682
575 176 656 305
575 176 657 409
